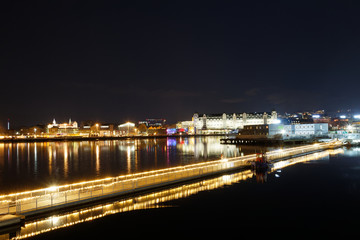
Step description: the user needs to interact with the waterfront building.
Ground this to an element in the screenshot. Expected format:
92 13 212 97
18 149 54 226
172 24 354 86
138 119 166 127
176 121 193 132
78 123 118 137
99 123 116 136
283 123 328 137
78 124 92 136
19 125 46 136
47 118 79 135
178 111 278 133
147 126 167 136
240 124 269 136
293 123 328 136
118 122 136 136
239 123 328 138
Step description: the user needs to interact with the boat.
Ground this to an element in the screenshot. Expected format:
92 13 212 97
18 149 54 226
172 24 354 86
251 153 270 171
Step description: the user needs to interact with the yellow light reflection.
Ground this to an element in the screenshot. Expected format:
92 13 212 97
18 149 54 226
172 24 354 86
1 146 345 239
48 145 52 176
13 169 253 239
127 146 131 173
0 141 343 218
64 143 68 178
96 144 100 176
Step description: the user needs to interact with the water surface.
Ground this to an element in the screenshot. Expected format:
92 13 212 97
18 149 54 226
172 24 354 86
0 136 272 194
22 147 360 239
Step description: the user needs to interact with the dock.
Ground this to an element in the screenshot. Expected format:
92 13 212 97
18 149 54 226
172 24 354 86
220 136 313 145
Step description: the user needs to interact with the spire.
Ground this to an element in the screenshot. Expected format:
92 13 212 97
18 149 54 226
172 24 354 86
69 118 72 124
53 118 56 125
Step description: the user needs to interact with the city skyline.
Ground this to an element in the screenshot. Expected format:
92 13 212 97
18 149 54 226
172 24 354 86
1 1 360 127
2 107 360 131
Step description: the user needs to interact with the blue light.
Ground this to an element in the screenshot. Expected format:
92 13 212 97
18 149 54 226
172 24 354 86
167 138 177 147
166 128 176 135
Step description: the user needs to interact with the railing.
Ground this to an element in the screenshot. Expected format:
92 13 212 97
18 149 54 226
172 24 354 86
15 170 254 239
0 141 342 215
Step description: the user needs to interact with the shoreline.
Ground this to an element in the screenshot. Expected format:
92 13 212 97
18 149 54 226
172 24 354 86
0 133 228 143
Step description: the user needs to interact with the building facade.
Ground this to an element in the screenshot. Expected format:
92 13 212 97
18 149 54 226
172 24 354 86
284 123 328 136
47 119 79 135
118 122 136 136
187 111 278 133
138 119 166 127
239 123 329 138
78 123 118 137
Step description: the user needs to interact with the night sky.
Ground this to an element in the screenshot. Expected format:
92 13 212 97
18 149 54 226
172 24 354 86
1 1 360 127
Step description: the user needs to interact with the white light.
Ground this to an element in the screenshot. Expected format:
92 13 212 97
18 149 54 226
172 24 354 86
312 115 320 118
47 186 57 192
275 174 280 178
354 115 360 119
119 122 135 128
340 115 346 119
222 175 231 181
51 216 59 225
273 119 281 124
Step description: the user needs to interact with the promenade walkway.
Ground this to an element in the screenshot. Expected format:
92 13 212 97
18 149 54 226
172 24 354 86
0 141 342 217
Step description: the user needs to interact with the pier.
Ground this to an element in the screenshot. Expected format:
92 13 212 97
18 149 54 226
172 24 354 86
220 136 313 145
0 141 343 222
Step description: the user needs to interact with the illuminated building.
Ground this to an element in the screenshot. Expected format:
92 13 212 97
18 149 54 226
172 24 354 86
79 123 117 136
240 124 273 136
138 118 166 127
240 123 329 138
283 123 328 137
147 126 167 135
118 122 136 136
47 118 79 135
98 123 116 136
19 125 46 135
179 111 278 133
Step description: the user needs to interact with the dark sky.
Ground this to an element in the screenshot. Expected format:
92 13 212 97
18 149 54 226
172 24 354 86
1 1 360 127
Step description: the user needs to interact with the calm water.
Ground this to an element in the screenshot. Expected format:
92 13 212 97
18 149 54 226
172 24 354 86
22 146 360 239
0 136 273 194
1 138 360 238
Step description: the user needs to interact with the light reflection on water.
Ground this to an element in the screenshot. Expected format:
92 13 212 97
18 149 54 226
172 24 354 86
11 170 254 239
0 137 274 194
1 148 344 239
